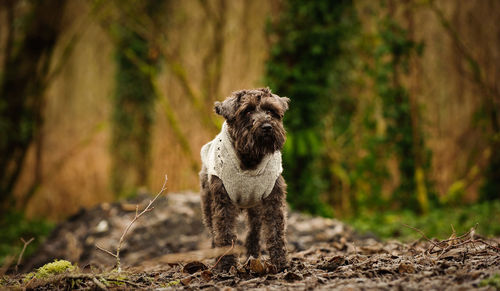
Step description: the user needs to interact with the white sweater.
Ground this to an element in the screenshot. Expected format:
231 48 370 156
201 122 283 208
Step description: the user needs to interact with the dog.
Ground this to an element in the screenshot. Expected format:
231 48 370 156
199 87 290 272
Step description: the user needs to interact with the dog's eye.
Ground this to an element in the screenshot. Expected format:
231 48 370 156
267 109 280 118
243 108 253 115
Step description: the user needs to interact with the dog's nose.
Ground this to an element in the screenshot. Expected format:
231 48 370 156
261 123 272 131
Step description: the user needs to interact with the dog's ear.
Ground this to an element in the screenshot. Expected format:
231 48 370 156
273 94 290 112
280 97 290 111
214 90 246 120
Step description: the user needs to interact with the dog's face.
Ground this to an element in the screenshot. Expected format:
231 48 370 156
215 88 289 157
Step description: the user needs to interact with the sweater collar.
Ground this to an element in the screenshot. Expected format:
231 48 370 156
220 122 275 176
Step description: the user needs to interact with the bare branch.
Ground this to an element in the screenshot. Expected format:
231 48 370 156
15 237 35 272
96 175 168 272
404 223 499 259
402 224 440 248
95 244 118 258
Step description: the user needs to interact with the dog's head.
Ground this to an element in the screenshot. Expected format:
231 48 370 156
215 87 289 158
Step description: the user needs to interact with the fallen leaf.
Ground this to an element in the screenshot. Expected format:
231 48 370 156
318 256 345 272
248 258 266 274
180 276 192 285
398 262 415 274
182 261 208 274
201 270 213 281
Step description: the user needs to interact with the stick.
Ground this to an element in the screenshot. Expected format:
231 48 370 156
96 175 168 272
15 237 35 272
92 277 107 290
402 224 441 249
404 223 500 258
95 244 117 258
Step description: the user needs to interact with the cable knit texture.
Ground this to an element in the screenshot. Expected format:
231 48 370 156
201 122 283 208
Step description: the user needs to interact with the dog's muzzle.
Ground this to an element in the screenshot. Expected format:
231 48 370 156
261 123 273 134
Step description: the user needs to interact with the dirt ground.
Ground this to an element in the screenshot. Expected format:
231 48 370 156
3 193 500 290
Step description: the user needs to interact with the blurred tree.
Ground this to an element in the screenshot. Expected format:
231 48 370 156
371 14 430 213
266 0 434 216
266 0 358 216
427 0 499 202
104 1 169 198
110 28 157 198
0 0 68 211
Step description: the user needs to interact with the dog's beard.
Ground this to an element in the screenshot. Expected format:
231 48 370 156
230 121 286 168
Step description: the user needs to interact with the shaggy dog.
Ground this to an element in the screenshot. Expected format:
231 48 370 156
200 87 290 272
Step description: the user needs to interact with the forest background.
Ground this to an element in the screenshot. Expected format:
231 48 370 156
0 0 499 264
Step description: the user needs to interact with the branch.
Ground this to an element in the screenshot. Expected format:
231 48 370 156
15 237 35 272
96 175 168 272
404 223 499 258
402 223 440 248
95 244 117 258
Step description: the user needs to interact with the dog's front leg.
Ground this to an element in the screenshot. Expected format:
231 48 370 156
200 170 215 247
210 176 238 271
245 205 263 258
262 175 288 271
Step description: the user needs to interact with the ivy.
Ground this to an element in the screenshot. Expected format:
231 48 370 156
369 17 432 212
266 0 358 216
266 0 434 216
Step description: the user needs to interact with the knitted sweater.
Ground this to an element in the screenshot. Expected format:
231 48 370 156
200 122 283 208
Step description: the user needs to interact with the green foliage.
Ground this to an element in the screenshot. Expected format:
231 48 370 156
349 200 500 241
360 16 432 213
266 0 434 217
480 274 500 289
480 133 500 201
266 0 359 216
0 211 53 266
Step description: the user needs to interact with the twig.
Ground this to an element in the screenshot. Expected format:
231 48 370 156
144 245 244 265
95 244 117 258
402 224 440 249
24 274 36 289
211 240 235 270
107 278 141 288
92 277 107 290
15 237 35 272
96 175 168 272
404 223 500 259
475 239 500 253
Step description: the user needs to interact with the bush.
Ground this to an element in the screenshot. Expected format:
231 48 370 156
349 200 500 241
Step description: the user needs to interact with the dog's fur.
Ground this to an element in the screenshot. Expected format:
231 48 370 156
200 88 290 272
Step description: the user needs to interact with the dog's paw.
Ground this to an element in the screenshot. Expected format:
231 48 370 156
215 254 237 273
269 258 288 273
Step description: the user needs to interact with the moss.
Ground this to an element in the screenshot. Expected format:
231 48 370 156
480 274 500 289
24 259 76 281
167 279 180 286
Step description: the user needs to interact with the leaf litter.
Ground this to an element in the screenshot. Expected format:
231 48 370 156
2 193 499 290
